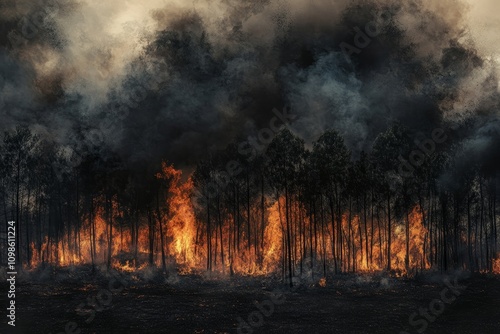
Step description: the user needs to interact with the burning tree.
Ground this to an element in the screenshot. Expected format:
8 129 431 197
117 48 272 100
0 126 499 278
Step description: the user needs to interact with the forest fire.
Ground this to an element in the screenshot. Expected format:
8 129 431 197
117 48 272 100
1 1 499 285
11 127 498 282
2 0 500 333
24 165 439 279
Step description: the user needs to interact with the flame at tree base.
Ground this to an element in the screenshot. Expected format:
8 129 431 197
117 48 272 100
24 166 500 278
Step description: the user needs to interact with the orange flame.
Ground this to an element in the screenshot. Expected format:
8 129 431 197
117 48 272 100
493 257 500 275
24 165 453 277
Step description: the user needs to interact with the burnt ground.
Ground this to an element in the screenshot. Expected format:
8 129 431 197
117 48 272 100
1 267 499 334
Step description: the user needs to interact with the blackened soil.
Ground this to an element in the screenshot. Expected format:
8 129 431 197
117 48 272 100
1 268 499 334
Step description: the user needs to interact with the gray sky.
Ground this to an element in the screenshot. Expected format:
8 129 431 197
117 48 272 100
1 0 500 170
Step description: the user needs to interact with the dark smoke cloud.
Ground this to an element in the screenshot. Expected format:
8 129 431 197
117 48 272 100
1 0 500 175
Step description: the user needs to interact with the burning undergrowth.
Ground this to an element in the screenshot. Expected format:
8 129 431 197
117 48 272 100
16 161 500 284
1 0 500 299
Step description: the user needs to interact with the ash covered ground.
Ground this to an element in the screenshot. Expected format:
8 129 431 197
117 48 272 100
1 267 499 334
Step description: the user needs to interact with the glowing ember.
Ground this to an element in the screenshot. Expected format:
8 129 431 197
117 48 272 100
318 277 327 287
493 257 500 275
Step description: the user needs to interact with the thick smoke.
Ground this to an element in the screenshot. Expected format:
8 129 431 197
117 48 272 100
1 0 499 173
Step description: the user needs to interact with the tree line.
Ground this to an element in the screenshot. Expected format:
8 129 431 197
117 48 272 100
0 125 498 285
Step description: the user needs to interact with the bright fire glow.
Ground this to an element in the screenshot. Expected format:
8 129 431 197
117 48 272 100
27 166 487 277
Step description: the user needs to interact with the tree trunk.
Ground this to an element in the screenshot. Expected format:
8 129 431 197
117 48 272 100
387 193 391 272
